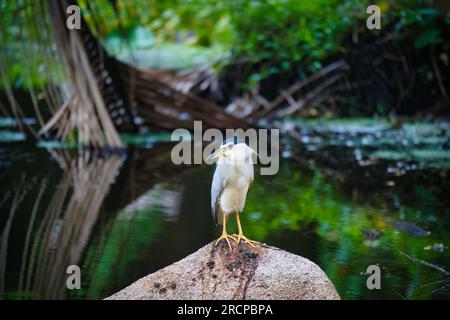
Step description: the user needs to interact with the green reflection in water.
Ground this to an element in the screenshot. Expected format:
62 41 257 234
71 208 165 299
69 158 450 300
9 118 443 300
241 164 450 299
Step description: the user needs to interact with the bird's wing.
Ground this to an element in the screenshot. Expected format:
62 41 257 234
211 166 226 225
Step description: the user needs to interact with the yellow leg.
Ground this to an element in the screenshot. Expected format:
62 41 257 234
215 212 234 250
232 210 257 247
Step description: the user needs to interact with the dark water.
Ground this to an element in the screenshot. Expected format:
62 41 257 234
1 118 449 300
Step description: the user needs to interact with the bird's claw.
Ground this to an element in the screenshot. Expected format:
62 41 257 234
215 233 234 250
231 234 257 247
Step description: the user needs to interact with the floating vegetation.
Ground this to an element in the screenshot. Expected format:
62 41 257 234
424 243 445 253
285 119 450 170
0 130 26 142
372 150 450 169
36 140 72 149
0 117 36 127
120 132 172 147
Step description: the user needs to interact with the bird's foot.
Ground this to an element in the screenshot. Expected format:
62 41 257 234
215 233 235 250
231 233 257 247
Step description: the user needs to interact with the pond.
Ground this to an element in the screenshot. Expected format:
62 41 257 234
0 117 449 300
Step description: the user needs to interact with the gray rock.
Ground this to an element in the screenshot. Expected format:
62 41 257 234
106 241 340 300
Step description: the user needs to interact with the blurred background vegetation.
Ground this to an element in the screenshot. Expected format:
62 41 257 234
1 0 449 117
0 0 449 301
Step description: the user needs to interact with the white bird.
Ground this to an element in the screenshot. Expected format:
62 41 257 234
208 142 258 250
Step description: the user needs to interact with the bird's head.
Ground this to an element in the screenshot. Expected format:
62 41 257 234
207 141 259 165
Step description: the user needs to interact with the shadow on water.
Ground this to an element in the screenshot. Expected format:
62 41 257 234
0 118 450 300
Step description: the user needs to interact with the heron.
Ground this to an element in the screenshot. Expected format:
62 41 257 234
208 141 258 250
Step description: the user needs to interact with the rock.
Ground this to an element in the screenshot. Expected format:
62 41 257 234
361 228 383 240
106 241 340 300
391 221 431 237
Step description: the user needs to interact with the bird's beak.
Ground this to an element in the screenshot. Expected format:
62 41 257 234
207 149 226 161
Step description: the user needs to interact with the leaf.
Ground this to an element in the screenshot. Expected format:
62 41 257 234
414 28 441 48
416 8 439 17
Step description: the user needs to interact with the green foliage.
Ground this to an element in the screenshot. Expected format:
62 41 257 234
3 0 366 87
0 1 66 89
79 0 235 48
227 0 364 85
1 0 448 93
394 6 444 48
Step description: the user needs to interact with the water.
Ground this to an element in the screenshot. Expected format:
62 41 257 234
0 118 449 300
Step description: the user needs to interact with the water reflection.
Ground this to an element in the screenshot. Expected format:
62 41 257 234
0 150 124 299
0 129 449 300
0 143 190 299
243 166 450 299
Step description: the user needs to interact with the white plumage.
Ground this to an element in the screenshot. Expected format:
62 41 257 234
211 143 254 224
209 142 257 249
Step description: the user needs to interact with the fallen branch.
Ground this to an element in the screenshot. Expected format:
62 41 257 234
400 251 450 276
271 73 344 119
255 60 348 117
119 61 253 130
